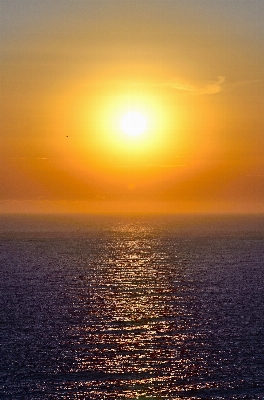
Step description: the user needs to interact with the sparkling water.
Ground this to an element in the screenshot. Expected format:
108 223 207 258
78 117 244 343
1 214 264 399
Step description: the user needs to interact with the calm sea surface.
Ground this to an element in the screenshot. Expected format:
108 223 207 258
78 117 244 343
0 214 264 399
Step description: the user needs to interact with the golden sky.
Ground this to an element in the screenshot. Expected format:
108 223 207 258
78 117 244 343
1 0 264 213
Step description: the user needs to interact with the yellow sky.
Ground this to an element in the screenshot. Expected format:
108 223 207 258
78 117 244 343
1 0 264 213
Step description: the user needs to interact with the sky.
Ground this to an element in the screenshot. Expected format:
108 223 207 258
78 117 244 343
1 0 264 213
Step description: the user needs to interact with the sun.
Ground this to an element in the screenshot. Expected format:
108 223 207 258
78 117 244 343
77 87 174 160
121 111 147 137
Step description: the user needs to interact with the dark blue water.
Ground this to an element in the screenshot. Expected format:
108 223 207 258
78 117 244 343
0 214 264 399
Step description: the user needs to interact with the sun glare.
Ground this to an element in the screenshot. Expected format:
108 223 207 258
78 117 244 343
75 86 174 163
121 111 147 137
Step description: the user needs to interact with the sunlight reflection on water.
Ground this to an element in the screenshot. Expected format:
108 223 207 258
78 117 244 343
1 215 264 399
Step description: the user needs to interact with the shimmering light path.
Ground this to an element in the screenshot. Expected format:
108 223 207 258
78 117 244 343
1 214 264 399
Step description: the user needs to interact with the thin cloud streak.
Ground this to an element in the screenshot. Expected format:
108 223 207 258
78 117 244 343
129 76 226 95
166 76 225 95
117 164 187 168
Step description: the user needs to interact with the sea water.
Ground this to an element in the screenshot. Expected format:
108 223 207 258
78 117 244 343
0 214 264 399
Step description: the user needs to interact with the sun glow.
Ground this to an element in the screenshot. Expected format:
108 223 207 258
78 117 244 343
121 111 147 136
63 83 177 170
92 88 174 156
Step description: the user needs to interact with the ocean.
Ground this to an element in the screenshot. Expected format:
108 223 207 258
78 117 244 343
0 214 264 399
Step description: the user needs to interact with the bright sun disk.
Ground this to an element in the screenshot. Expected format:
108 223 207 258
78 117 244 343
121 111 147 136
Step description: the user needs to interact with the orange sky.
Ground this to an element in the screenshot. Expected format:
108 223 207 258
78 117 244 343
1 0 264 213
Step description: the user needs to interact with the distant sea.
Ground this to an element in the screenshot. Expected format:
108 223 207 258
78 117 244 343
1 214 264 399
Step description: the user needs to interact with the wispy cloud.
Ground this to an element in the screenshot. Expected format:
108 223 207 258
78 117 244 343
18 157 49 160
166 76 225 95
103 75 260 95
95 76 226 96
117 164 186 168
